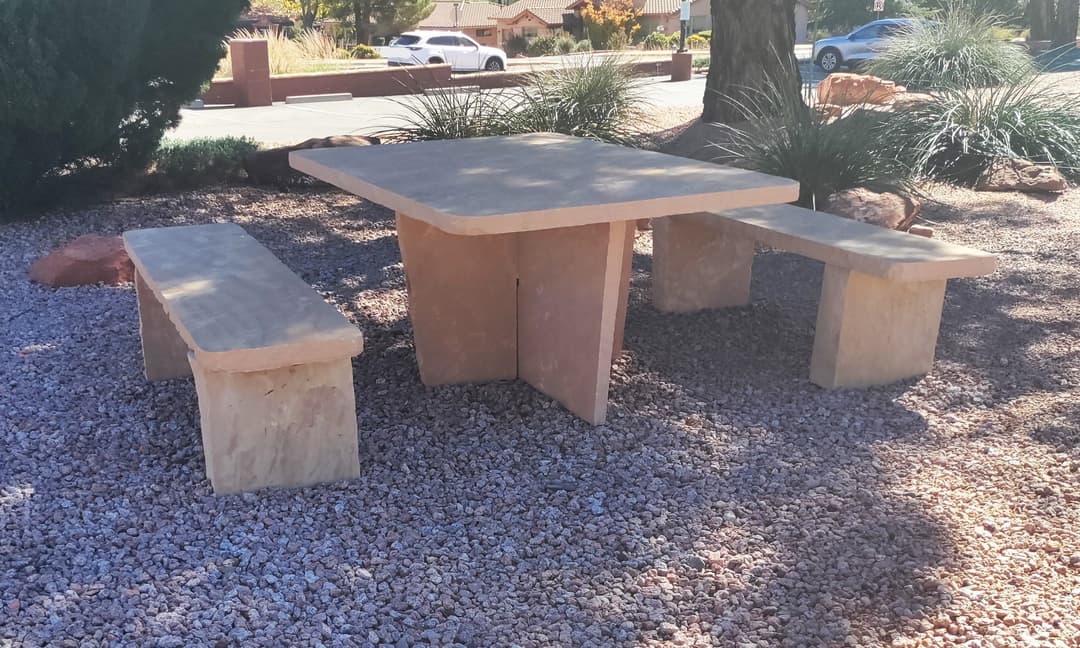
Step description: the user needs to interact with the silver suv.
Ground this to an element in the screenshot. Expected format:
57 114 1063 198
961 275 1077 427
813 19 919 73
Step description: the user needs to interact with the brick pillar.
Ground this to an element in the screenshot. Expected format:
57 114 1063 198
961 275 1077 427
230 39 273 107
671 51 693 82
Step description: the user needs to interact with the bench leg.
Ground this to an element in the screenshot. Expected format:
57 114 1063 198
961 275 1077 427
810 265 947 389
396 213 518 385
518 221 630 425
652 214 755 312
612 221 635 358
189 354 361 494
134 270 192 381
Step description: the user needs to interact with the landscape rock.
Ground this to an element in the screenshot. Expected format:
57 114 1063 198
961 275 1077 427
29 235 133 287
908 224 934 238
975 158 1067 194
818 73 902 106
243 134 380 186
824 188 922 231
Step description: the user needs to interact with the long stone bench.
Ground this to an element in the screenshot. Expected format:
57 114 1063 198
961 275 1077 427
652 205 998 388
122 224 364 494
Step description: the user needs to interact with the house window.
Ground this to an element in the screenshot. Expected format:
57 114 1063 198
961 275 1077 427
475 28 492 37
523 28 538 38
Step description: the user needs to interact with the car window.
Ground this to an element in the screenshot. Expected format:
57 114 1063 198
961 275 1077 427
851 24 881 39
390 34 421 46
428 36 459 46
457 36 479 48
879 24 907 37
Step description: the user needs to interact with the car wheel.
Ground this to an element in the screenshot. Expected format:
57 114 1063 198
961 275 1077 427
484 57 504 72
428 57 444 65
816 48 841 73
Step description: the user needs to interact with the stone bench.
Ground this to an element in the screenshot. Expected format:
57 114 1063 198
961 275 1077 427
122 224 364 494
652 205 997 388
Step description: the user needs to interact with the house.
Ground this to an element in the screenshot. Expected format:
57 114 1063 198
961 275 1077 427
637 0 812 43
415 0 812 49
417 1 503 46
492 0 587 45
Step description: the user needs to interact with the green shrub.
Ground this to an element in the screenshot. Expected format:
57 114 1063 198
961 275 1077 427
686 33 709 50
150 137 259 189
350 43 381 59
641 31 674 50
385 56 645 145
573 39 594 52
0 0 247 214
554 33 579 54
504 35 529 57
526 35 559 57
865 6 1033 91
712 81 909 207
692 56 710 70
884 74 1080 183
605 30 631 50
695 30 711 41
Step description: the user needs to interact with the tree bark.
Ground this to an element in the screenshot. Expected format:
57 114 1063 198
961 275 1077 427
703 0 801 124
1027 0 1051 41
1051 0 1080 47
354 0 372 44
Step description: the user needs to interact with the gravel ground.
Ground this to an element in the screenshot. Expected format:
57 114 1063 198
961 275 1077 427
1 183 1078 647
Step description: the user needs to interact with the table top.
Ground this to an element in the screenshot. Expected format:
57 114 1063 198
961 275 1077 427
124 224 363 373
290 133 800 235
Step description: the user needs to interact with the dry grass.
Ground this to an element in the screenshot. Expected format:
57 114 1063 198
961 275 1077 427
214 28 343 79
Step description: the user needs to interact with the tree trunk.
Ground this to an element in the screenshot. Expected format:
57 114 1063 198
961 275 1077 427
302 11 317 29
1051 0 1080 47
354 0 372 44
703 0 801 124
1027 0 1051 41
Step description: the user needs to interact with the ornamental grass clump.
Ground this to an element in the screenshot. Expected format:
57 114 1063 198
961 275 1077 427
865 4 1033 91
711 81 909 207
384 57 646 145
885 74 1080 183
510 56 647 144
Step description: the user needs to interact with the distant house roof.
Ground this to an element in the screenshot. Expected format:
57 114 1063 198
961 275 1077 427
419 1 501 28
495 0 580 25
639 0 808 17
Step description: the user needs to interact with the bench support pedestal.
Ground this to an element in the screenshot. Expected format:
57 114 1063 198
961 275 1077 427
190 355 361 494
135 271 192 381
810 266 946 389
396 213 630 424
653 215 754 312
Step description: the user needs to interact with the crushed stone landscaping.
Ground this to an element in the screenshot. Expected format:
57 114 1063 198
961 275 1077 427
1 185 1077 646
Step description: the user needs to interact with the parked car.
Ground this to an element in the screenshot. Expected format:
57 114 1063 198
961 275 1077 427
813 18 920 73
378 31 507 72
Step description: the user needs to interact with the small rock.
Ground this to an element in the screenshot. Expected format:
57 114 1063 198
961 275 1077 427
824 188 921 231
975 158 1067 193
658 622 679 638
29 235 134 287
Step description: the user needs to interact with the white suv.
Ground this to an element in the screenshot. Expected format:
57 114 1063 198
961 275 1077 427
379 31 508 72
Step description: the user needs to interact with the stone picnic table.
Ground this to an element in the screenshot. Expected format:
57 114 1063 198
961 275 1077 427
291 133 798 424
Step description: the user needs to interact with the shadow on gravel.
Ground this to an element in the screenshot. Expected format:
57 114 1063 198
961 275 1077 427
605 257 953 644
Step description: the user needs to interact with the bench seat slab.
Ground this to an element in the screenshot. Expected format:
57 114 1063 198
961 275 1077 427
810 266 947 389
653 215 754 312
136 271 193 382
191 354 361 494
396 213 518 385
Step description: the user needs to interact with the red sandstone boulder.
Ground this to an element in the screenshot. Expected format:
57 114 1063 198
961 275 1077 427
824 188 921 231
975 158 1067 194
244 134 380 186
818 73 902 106
29 235 134 287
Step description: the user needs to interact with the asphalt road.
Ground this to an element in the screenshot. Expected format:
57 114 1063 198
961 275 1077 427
168 54 825 145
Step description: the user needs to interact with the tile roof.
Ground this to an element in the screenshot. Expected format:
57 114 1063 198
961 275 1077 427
418 1 502 28
495 0 577 25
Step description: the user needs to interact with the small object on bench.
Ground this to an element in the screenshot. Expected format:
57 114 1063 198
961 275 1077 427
652 205 997 389
122 224 364 494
